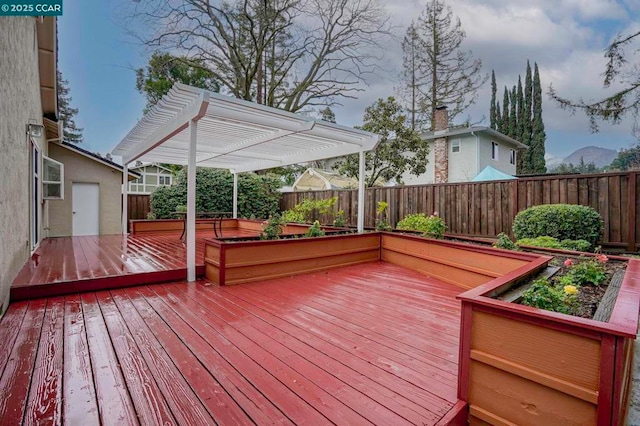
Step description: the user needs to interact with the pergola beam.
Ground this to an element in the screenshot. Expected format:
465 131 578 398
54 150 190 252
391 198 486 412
122 90 210 164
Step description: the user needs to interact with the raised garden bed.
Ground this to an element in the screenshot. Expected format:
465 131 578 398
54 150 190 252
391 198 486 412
457 253 639 425
128 218 335 236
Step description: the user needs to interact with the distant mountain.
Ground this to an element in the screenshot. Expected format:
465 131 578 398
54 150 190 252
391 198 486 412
562 146 617 168
545 153 564 169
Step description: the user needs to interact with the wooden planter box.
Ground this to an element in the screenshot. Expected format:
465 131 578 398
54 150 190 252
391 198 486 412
457 258 639 425
205 233 381 286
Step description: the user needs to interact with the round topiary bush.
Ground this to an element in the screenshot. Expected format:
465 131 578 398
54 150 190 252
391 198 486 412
512 204 603 250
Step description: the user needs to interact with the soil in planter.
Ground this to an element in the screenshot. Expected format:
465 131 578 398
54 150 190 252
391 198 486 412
498 255 627 320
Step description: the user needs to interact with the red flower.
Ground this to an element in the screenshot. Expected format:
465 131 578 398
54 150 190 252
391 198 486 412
597 254 609 263
564 259 573 267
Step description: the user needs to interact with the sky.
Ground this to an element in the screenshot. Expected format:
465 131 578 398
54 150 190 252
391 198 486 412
58 0 640 163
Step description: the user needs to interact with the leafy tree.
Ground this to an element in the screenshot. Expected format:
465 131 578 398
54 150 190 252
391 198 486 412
123 0 391 113
550 158 601 174
398 0 486 131
57 71 83 143
136 52 219 111
550 30 640 132
610 143 640 171
320 107 336 123
333 97 428 186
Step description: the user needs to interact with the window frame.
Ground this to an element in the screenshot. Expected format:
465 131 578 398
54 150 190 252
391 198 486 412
451 139 460 153
491 142 499 161
509 149 516 165
42 155 64 200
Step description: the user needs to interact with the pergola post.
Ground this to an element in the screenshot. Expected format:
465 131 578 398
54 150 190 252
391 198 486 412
122 162 128 234
187 119 198 282
233 172 238 219
357 150 365 233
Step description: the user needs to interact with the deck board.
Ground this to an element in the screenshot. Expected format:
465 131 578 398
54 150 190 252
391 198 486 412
0 262 464 425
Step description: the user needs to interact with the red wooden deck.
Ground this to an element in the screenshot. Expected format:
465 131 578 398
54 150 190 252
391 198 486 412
0 262 464 425
11 230 257 301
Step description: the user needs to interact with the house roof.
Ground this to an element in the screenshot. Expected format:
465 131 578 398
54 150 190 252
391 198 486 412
129 162 175 173
111 83 380 172
55 141 141 179
293 168 358 190
420 126 528 149
472 165 517 182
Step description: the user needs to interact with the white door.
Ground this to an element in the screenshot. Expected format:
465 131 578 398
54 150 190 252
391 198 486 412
72 183 100 236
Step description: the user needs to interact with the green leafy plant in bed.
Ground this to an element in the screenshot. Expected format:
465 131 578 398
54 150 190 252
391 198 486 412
306 221 325 237
521 278 579 314
282 197 337 224
565 257 607 286
375 201 392 231
397 212 446 239
493 233 518 250
260 214 285 240
333 210 346 227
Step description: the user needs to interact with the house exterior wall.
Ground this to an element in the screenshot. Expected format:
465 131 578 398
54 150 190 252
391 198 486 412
0 17 44 313
478 135 518 176
401 148 436 186
128 165 174 194
447 135 480 182
48 143 124 236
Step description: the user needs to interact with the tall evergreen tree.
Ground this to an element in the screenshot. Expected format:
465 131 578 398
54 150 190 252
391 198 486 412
400 23 424 130
501 87 510 134
320 107 336 123
520 61 533 173
495 101 502 132
530 63 547 173
57 71 83 143
509 86 517 139
490 70 497 129
399 0 486 131
516 77 525 143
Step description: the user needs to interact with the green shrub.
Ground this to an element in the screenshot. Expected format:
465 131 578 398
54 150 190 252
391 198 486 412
150 168 281 219
306 221 325 237
260 214 284 240
397 213 446 239
282 197 337 224
521 278 578 314
512 204 603 250
559 239 591 252
493 233 518 250
516 236 592 252
566 260 607 286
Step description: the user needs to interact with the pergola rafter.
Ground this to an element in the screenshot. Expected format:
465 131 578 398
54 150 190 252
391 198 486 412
113 83 379 281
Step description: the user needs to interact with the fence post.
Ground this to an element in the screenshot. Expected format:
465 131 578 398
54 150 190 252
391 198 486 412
628 172 637 252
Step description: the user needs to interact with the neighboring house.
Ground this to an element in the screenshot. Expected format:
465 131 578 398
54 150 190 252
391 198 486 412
0 17 135 314
292 168 358 191
128 163 175 194
401 107 527 185
47 141 139 237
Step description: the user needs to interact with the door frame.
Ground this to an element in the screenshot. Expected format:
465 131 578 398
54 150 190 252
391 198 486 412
72 182 100 236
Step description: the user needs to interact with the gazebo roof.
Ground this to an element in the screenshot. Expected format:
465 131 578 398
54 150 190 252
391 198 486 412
112 83 379 172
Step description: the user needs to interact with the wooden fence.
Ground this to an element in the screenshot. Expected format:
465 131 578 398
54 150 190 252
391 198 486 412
128 194 151 223
279 171 640 251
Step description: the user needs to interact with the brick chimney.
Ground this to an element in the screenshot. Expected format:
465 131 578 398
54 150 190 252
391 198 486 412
433 106 449 183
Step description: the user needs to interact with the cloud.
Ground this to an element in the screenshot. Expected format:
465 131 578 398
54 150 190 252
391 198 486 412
332 0 638 156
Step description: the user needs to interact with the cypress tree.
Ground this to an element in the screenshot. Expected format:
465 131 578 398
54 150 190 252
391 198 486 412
516 76 525 143
521 61 533 172
495 101 502 132
490 70 497 129
501 87 510 134
509 85 517 140
531 63 547 173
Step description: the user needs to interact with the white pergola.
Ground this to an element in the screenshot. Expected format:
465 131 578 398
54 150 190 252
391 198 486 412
112 83 379 281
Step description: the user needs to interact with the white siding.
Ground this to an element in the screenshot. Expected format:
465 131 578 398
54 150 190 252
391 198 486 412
478 136 518 177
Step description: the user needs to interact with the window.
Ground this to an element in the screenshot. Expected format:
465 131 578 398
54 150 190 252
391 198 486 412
491 142 499 160
159 175 172 185
509 149 516 165
42 156 64 199
451 139 460 153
